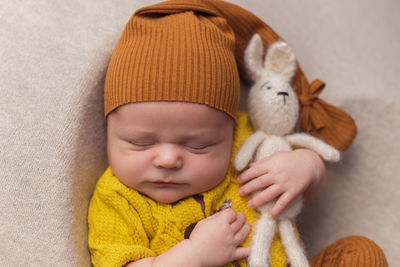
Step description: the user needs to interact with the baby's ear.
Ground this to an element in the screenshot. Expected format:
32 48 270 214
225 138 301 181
244 34 265 82
264 41 297 80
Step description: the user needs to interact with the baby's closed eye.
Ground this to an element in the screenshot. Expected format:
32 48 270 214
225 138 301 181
182 141 218 154
128 138 156 150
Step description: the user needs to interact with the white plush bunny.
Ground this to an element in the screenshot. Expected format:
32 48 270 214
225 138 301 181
234 34 341 267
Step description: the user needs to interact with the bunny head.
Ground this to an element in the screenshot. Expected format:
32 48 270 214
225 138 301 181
244 34 299 136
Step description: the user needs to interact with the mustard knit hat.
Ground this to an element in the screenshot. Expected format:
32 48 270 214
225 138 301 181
104 0 358 151
104 0 239 119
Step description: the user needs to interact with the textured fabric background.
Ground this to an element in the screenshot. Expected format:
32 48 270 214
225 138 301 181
0 0 399 266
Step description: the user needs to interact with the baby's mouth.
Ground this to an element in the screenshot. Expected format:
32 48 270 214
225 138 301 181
152 180 182 186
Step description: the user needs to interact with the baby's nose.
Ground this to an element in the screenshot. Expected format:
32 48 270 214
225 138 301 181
153 144 183 169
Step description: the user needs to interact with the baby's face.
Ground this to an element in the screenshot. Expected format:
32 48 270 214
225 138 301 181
107 102 234 203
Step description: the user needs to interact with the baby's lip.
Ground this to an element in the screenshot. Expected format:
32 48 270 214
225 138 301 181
152 180 183 186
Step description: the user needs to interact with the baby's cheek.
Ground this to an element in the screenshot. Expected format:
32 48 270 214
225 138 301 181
110 152 146 188
193 155 230 188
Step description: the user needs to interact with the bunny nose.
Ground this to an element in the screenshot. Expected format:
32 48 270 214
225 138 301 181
277 92 289 96
277 92 289 104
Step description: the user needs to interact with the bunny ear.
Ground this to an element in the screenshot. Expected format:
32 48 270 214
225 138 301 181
264 41 297 80
244 34 265 82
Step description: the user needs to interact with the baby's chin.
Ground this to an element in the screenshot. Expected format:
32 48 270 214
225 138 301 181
141 189 194 204
138 181 224 203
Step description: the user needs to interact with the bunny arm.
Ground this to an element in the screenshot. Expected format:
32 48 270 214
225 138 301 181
234 131 266 171
284 133 340 162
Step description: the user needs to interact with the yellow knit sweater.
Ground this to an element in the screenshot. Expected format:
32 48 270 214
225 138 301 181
88 112 288 267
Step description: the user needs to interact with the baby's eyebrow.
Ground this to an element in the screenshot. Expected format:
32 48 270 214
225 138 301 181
118 127 221 141
118 127 156 137
183 129 221 138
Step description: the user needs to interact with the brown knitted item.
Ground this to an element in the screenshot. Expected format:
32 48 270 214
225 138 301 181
104 0 240 119
310 236 388 267
104 0 357 151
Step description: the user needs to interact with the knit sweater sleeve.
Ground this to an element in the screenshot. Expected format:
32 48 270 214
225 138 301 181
88 172 156 267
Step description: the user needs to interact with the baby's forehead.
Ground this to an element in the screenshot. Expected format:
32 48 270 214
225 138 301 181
107 101 234 136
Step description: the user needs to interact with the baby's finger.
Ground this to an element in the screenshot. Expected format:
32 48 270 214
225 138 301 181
239 173 274 197
237 162 270 184
234 221 252 244
231 212 246 232
269 192 293 218
247 184 281 209
218 208 237 223
233 246 251 261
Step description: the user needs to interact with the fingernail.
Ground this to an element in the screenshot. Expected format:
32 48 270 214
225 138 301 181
248 201 255 209
238 188 244 196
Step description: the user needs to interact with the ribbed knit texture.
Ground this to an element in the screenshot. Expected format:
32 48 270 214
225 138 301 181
310 236 388 267
104 1 240 118
88 112 289 267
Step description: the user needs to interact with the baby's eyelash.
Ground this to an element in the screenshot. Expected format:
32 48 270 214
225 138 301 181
184 144 210 150
129 141 155 147
183 142 218 152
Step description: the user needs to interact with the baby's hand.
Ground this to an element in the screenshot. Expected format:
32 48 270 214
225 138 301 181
188 208 251 267
237 149 326 218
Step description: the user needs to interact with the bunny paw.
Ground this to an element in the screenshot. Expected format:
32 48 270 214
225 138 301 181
248 257 270 267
